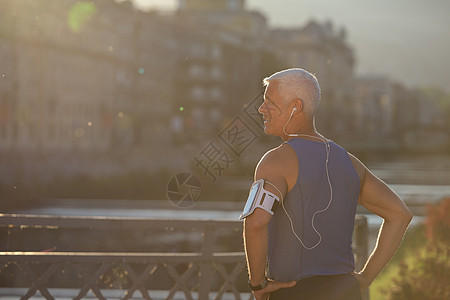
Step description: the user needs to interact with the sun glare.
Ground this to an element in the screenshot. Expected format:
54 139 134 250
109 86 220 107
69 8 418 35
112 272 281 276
67 1 97 33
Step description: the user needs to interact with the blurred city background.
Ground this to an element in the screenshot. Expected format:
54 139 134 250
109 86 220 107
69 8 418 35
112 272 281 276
0 0 449 299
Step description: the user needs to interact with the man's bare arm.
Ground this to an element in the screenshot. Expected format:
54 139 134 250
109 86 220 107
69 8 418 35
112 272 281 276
243 147 296 299
244 148 287 285
352 156 413 287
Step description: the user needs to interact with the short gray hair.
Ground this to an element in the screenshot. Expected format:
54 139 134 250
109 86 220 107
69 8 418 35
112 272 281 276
263 68 321 117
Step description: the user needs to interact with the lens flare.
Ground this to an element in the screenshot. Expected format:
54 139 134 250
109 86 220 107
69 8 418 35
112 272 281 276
67 2 97 33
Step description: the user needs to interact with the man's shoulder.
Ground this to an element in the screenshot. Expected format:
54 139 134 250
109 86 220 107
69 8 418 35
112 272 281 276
346 152 367 187
258 143 296 168
255 143 298 187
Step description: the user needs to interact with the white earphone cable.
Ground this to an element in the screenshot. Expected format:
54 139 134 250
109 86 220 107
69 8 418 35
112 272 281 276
267 108 334 250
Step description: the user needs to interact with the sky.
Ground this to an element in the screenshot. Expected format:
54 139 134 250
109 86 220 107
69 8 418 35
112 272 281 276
131 0 450 92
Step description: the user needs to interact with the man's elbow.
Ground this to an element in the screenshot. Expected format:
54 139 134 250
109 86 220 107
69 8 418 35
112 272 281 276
386 206 413 229
244 214 268 233
406 209 413 223
400 207 413 228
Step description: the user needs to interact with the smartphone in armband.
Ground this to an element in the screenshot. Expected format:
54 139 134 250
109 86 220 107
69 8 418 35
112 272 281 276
239 179 280 220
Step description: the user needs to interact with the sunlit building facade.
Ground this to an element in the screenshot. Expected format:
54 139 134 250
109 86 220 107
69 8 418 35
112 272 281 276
354 76 396 140
171 0 268 143
2 0 444 182
0 0 177 153
353 76 449 150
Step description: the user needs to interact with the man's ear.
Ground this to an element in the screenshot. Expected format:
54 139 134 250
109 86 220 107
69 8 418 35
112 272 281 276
294 98 304 112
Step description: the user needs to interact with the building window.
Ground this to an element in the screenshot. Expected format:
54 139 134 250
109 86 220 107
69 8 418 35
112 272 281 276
190 43 207 57
210 87 222 100
211 66 223 79
210 45 222 59
227 0 239 11
189 65 204 77
191 86 205 100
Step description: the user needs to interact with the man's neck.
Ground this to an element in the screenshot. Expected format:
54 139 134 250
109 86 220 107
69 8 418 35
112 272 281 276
282 118 321 141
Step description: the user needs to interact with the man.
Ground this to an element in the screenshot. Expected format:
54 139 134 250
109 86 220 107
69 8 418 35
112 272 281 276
242 68 412 300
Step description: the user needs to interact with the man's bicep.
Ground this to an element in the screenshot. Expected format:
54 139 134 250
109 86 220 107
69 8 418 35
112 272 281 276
254 151 288 198
245 151 287 226
359 170 409 221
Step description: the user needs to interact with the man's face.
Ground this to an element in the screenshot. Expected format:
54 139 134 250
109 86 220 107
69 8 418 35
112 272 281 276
258 81 288 137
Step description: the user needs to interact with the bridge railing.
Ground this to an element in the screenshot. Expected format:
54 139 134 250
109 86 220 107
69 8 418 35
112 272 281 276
0 214 368 300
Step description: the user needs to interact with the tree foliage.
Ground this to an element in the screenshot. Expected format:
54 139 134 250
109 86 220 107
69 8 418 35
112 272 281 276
384 198 450 300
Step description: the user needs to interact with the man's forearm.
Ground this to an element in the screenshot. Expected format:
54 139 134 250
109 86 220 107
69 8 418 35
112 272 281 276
243 220 268 285
360 216 411 283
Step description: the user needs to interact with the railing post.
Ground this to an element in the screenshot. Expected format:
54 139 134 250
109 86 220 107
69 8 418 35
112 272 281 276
355 215 370 300
355 216 369 271
198 226 215 300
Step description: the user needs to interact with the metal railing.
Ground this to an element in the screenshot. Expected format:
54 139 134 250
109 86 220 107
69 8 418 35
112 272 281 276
0 214 368 299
